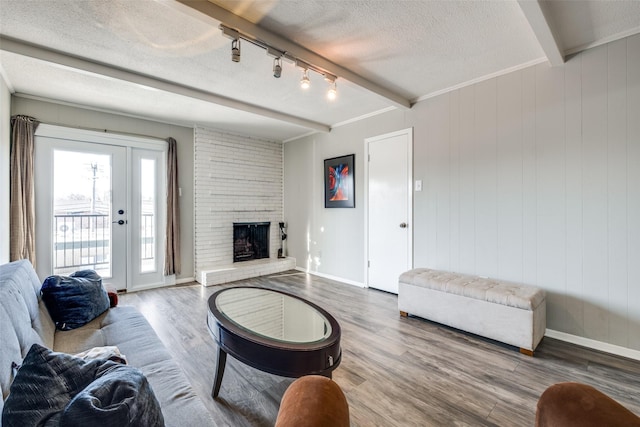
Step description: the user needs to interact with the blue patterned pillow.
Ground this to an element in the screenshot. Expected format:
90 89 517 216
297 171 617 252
1 344 164 427
41 270 110 330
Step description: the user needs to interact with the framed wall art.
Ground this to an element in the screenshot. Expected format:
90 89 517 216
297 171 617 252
324 154 355 208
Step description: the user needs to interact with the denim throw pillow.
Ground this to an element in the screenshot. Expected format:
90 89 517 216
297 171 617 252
41 270 110 330
1 344 165 427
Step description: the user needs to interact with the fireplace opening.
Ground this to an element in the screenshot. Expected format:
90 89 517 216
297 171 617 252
233 222 270 262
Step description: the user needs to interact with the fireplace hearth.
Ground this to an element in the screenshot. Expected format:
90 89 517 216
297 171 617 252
233 222 270 262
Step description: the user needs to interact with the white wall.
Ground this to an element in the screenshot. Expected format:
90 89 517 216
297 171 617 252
10 97 196 281
0 76 10 264
284 34 640 351
284 109 407 283
193 127 283 279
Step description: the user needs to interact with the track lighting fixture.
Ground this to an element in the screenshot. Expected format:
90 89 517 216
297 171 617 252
273 57 282 78
220 24 341 101
300 69 311 89
231 39 240 63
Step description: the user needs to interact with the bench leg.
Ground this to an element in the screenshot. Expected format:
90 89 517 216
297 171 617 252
520 348 534 357
400 311 408 317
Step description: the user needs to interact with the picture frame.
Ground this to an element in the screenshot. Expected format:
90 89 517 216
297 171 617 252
324 154 355 208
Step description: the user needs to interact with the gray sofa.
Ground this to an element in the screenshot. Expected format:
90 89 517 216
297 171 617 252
0 259 214 426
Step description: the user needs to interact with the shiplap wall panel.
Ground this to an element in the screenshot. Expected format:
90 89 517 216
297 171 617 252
458 86 476 274
581 45 610 343
536 63 567 329
424 101 439 268
627 35 640 350
449 90 461 273
474 79 499 277
607 39 629 347
434 95 451 271
194 127 283 279
521 66 538 287
496 72 524 282
564 53 585 337
412 34 639 350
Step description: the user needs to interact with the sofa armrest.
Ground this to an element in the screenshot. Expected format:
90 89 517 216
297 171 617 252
275 375 349 427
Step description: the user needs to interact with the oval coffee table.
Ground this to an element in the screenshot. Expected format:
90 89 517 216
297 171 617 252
207 286 341 398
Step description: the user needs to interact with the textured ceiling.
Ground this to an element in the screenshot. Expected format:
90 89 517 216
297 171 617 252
0 0 639 141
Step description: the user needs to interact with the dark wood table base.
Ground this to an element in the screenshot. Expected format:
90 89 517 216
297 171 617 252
207 287 342 399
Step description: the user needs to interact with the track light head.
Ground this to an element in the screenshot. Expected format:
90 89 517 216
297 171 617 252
327 82 337 100
324 74 337 100
273 57 282 78
300 69 310 89
231 39 240 63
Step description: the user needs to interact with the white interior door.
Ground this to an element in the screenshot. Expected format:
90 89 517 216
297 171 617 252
35 125 169 291
366 129 413 294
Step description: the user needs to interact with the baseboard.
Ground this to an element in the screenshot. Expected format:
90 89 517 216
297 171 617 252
295 267 365 288
545 329 640 361
176 276 195 285
290 269 640 361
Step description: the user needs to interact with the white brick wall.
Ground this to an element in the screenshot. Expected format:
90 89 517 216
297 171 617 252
194 127 288 284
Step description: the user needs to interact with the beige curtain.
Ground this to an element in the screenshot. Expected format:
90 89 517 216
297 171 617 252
9 115 40 265
164 137 181 275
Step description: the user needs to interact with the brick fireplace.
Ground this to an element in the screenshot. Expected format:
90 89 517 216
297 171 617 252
194 127 294 286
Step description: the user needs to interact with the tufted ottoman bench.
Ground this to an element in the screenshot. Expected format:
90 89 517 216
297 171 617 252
398 268 546 355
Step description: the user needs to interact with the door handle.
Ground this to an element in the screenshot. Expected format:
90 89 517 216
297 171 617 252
112 220 126 225
399 222 407 228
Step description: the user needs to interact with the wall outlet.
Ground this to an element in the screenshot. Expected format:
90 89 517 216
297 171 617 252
415 180 423 191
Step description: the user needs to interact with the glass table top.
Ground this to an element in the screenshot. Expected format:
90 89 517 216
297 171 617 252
214 287 331 344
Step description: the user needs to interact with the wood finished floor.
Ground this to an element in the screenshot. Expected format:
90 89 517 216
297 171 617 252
119 271 640 426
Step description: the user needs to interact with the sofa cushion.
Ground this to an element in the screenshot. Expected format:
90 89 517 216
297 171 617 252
53 306 216 427
0 260 56 418
399 268 545 310
41 270 110 330
2 344 164 427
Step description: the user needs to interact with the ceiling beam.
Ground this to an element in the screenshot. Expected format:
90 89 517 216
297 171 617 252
164 0 412 109
0 36 331 133
517 0 564 66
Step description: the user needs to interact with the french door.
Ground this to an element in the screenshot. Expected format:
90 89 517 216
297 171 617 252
34 125 168 291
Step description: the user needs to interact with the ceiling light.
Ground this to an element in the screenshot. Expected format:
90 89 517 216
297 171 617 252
327 81 337 100
300 69 311 89
231 39 240 63
219 24 344 101
273 57 282 78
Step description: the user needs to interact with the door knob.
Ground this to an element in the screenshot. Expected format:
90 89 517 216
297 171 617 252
112 220 126 225
399 222 407 228
118 209 125 215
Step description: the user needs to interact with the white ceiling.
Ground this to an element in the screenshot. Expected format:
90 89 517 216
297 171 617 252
1 0 639 141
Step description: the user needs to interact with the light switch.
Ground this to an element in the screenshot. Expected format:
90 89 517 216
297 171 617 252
415 180 422 192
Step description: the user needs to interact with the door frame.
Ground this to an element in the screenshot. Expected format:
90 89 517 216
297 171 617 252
34 124 172 291
363 127 414 289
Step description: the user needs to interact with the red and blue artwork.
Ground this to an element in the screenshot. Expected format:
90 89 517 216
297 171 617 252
324 154 355 208
328 163 350 201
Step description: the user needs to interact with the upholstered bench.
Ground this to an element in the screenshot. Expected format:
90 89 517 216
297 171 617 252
398 268 546 355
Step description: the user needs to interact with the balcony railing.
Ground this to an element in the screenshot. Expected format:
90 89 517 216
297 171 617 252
54 213 109 271
53 213 155 273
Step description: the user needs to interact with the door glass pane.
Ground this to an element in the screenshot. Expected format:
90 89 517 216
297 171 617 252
53 150 112 278
140 158 156 273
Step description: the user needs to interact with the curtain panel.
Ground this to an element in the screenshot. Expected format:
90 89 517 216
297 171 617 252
164 137 181 276
9 115 40 265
